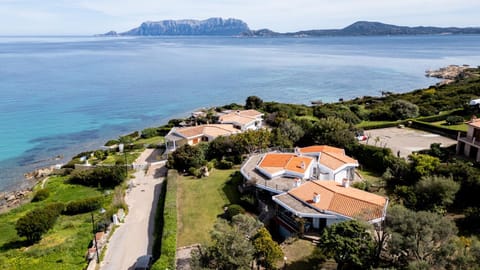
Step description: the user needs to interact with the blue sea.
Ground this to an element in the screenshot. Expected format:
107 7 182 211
1 35 480 191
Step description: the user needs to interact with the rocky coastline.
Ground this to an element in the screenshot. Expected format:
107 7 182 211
425 64 471 85
0 165 58 213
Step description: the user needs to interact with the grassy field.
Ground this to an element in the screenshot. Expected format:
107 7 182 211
429 120 468 132
176 169 241 247
101 150 142 165
135 136 164 145
356 120 404 129
0 176 106 270
278 238 335 270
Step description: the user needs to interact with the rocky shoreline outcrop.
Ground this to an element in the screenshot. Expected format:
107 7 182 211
425 64 471 85
0 165 58 213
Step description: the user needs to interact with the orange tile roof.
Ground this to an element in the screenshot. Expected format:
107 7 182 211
239 109 263 117
319 152 358 170
219 114 256 125
299 145 345 155
174 124 239 139
259 153 314 175
288 181 387 221
468 118 480 128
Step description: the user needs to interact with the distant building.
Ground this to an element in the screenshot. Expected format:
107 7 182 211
217 109 264 131
165 124 240 152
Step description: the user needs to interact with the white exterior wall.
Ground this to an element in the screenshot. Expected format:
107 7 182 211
326 216 349 226
467 126 475 139
333 170 348 184
318 163 334 180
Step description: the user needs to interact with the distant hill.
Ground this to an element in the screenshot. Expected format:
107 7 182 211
100 18 250 36
99 19 480 37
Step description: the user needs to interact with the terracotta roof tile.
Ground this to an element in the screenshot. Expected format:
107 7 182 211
299 145 345 155
237 109 263 118
468 118 480 128
174 124 239 139
288 181 387 221
259 153 314 174
319 152 358 170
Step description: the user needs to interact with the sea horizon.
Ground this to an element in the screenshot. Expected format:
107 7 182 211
1 34 480 192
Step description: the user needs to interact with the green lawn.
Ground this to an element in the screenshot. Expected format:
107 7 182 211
278 238 335 270
135 136 164 145
0 176 106 270
429 120 468 132
176 169 240 247
100 151 142 165
356 120 403 129
294 115 319 122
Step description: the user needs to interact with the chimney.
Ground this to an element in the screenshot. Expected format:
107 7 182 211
300 161 305 170
295 178 301 187
342 178 350 188
313 192 321 203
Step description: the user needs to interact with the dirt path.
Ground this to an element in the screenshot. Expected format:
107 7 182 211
100 152 165 270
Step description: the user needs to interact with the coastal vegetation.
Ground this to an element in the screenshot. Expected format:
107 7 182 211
0 176 106 269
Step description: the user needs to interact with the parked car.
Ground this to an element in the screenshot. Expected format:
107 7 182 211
134 255 153 270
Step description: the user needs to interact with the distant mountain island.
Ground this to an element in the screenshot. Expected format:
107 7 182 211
99 18 480 37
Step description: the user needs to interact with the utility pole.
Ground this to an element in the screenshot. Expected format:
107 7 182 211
91 212 100 263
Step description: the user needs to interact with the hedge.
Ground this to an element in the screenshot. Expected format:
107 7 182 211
15 202 65 243
356 120 405 130
416 108 464 123
63 196 103 215
410 120 464 139
152 170 178 270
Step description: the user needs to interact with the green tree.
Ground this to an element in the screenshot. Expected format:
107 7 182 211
233 129 271 154
385 205 458 268
192 214 262 270
414 175 460 211
310 117 355 148
409 154 440 178
245 96 263 110
390 99 419 120
16 203 64 243
253 227 283 269
318 220 374 270
271 120 304 148
168 144 207 172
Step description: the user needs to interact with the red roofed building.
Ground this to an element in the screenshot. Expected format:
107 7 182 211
273 181 388 237
457 118 480 161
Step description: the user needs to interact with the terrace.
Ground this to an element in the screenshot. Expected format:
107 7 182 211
240 154 310 194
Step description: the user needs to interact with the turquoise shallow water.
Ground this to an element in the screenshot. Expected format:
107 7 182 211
1 35 480 191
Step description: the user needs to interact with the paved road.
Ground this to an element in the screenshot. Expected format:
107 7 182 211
101 150 165 270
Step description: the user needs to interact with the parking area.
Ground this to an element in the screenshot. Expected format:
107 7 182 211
361 127 457 158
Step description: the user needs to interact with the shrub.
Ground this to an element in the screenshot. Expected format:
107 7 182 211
446 115 464 125
188 167 201 178
105 139 119 146
141 127 160 138
391 99 419 120
63 196 103 215
216 159 234 169
225 204 245 221
32 188 50 202
69 166 126 188
16 203 64 243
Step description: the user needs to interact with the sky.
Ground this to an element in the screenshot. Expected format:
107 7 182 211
0 0 479 35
